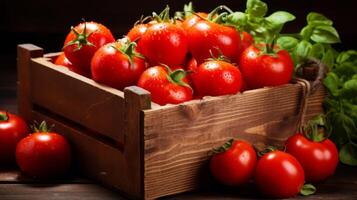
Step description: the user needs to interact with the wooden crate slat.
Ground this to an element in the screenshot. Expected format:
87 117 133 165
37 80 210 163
30 57 126 143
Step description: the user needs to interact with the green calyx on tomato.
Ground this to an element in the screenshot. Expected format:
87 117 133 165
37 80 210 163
152 5 171 23
257 146 279 157
174 2 194 20
111 39 144 68
0 112 9 121
303 115 329 143
164 65 193 92
207 5 233 23
212 139 234 154
63 20 96 51
31 121 53 133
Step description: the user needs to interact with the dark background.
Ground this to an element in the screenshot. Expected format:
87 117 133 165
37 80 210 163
1 0 357 69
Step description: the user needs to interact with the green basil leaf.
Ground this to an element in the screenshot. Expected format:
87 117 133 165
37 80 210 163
300 25 314 40
309 43 325 60
336 50 357 64
266 11 296 26
246 0 268 17
277 36 299 52
339 143 357 166
307 12 333 26
300 184 316 196
341 79 357 99
335 62 357 81
322 48 336 68
294 40 312 60
323 72 341 96
225 12 247 28
311 25 341 44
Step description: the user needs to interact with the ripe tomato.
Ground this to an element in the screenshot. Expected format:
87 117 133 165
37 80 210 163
137 66 193 105
239 45 294 89
127 23 149 42
181 12 208 32
0 111 29 164
139 22 188 67
210 139 257 186
234 31 254 64
54 53 90 77
63 21 115 74
16 122 71 178
191 60 242 97
255 150 305 198
187 20 241 64
286 133 338 182
91 40 147 90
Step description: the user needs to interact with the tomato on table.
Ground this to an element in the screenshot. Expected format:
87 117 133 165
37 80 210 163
210 139 257 186
254 150 305 198
16 121 71 178
0 111 29 164
286 116 339 183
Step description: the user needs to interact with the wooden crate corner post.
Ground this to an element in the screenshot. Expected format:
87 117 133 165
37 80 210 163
17 44 43 119
123 86 151 199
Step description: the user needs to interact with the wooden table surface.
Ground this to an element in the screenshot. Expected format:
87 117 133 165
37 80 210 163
1 61 357 200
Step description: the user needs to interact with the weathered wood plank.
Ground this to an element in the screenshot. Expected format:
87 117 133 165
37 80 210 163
17 44 43 122
30 57 126 144
142 84 325 199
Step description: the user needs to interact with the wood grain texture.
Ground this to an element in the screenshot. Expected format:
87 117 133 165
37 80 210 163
143 84 325 199
17 44 43 121
30 57 126 144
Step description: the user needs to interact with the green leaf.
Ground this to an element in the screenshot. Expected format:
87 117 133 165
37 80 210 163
336 50 357 64
225 12 247 28
300 25 314 40
341 79 357 99
321 48 336 68
300 184 317 196
294 40 312 60
339 143 357 166
246 0 268 17
266 11 295 26
323 72 341 96
277 36 299 52
309 43 325 60
307 12 333 26
335 62 357 81
311 25 341 44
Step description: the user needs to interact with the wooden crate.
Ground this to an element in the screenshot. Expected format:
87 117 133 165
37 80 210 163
17 44 325 199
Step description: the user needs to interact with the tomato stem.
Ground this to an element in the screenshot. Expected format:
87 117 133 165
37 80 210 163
211 139 234 154
208 5 233 21
0 112 9 121
63 20 96 51
303 115 328 142
31 121 53 133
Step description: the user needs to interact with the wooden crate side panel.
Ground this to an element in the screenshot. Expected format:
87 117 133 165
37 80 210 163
142 84 325 199
30 110 141 199
30 58 125 143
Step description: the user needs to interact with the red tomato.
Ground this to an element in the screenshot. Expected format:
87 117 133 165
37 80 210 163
54 53 90 77
239 45 294 89
234 31 254 64
127 23 149 42
0 111 29 164
63 21 115 74
210 139 257 186
137 66 193 105
191 60 242 97
255 151 305 198
16 122 71 178
286 133 339 182
187 20 241 64
91 41 147 90
139 22 188 67
181 12 208 31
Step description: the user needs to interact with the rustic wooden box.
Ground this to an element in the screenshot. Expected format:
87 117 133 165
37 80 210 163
17 44 325 199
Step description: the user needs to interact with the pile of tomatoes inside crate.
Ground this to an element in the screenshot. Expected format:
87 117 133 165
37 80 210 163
55 5 294 106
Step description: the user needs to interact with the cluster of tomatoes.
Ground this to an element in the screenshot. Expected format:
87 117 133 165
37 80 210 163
0 111 71 178
209 120 339 198
55 6 294 105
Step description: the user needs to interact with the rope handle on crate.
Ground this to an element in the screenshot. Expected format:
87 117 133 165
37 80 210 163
293 58 328 132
